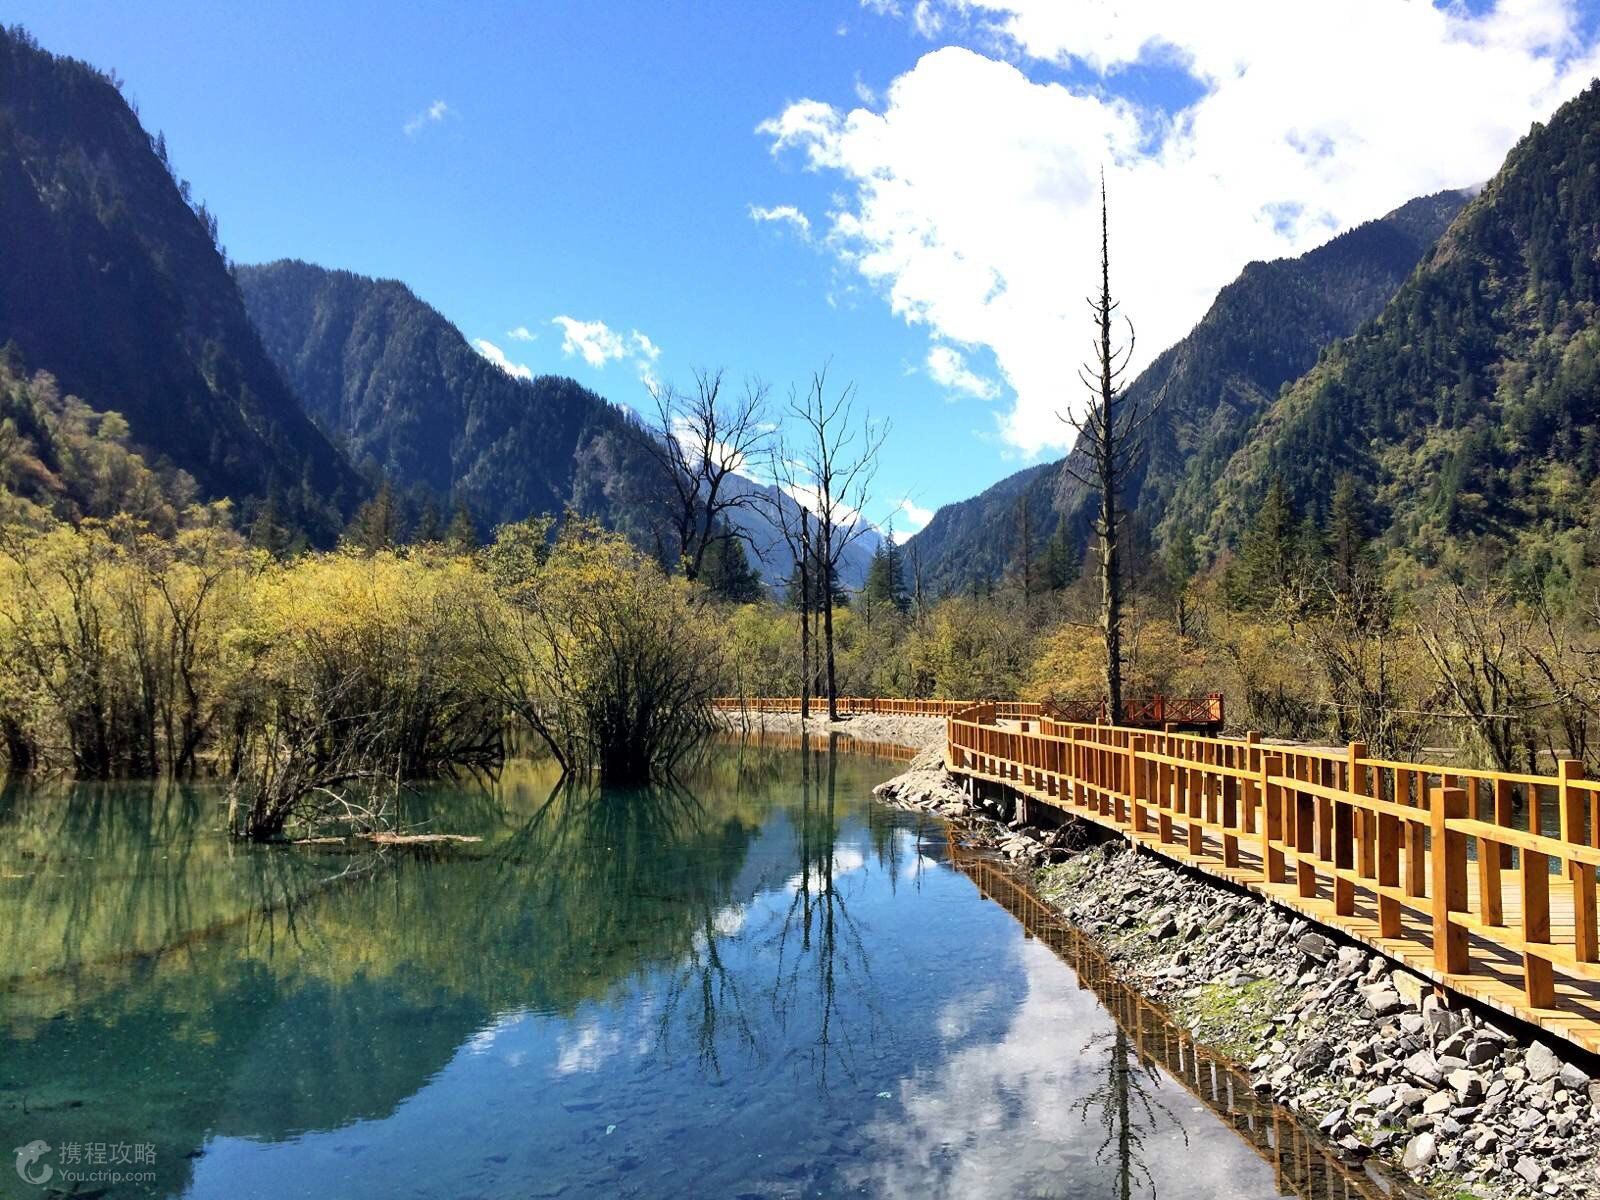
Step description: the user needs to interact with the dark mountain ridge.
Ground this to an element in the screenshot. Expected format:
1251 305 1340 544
0 26 358 538
237 258 880 584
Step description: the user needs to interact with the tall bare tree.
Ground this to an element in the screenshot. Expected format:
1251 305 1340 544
779 368 888 720
760 478 815 718
1061 175 1160 724
642 368 772 582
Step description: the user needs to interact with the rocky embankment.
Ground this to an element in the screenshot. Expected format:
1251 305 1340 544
871 751 1600 1200
714 709 947 753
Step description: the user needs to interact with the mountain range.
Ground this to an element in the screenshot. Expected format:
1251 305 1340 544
7 20 1600 602
904 188 1474 594
0 25 874 582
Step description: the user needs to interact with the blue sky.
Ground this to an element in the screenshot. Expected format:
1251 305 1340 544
10 1 1600 536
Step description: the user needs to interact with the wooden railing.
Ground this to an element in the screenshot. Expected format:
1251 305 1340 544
714 696 1044 719
1044 692 1226 730
945 702 1600 1050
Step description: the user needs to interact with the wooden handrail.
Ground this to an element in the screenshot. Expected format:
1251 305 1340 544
943 700 1600 1046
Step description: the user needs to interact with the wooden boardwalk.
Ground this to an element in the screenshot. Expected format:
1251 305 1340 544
944 704 1600 1056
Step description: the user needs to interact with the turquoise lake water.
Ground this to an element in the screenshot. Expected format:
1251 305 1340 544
0 738 1398 1198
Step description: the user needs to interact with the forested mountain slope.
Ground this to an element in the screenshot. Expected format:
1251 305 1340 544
1205 80 1600 591
904 189 1471 595
236 259 664 537
237 259 879 583
0 27 359 540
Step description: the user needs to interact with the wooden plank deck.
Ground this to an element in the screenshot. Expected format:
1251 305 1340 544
949 737 1600 1056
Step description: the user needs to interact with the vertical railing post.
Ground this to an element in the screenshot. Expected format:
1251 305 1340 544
1559 760 1597 963
1333 743 1360 916
1522 841 1554 1008
1430 785 1470 974
1494 777 1514 867
1220 740 1240 868
1295 773 1317 899
1262 752 1285 884
1242 731 1260 834
1350 741 1373 878
1376 774 1402 938
1129 734 1146 834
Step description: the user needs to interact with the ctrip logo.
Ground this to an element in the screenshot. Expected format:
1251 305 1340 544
13 1140 53 1186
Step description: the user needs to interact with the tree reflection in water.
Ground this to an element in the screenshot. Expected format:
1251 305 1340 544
767 733 883 1091
1076 1025 1186 1200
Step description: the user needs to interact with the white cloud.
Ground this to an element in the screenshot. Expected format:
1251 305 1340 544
403 98 452 137
891 498 934 541
748 203 813 237
506 325 537 342
552 316 627 367
761 0 1600 456
926 344 999 400
472 338 533 381
552 316 662 387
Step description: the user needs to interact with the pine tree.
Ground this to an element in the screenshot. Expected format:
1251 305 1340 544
412 497 445 545
248 491 293 559
1227 475 1297 609
1010 492 1036 601
1327 474 1368 597
1044 516 1079 591
1162 527 1199 635
700 532 763 602
346 479 401 554
863 526 909 616
445 501 478 555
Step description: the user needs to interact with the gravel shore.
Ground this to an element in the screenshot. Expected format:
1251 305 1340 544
713 709 947 753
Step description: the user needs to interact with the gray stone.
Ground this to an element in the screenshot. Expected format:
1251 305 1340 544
1403 1050 1443 1087
1526 1042 1562 1084
1425 1008 1464 1041
1447 1071 1484 1102
1297 931 1334 962
1558 1061 1590 1090
1360 983 1401 1016
1514 1155 1544 1186
1513 1107 1547 1131
1462 1039 1499 1067
1401 1131 1436 1172
1422 1090 1454 1116
1397 1086 1432 1109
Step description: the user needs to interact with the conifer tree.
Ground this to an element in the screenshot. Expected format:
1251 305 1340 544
445 501 478 555
864 525 909 616
346 479 401 554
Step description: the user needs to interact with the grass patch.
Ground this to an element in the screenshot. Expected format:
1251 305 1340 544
1172 977 1282 1059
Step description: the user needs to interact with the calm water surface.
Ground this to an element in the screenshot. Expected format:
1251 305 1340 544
0 740 1393 1199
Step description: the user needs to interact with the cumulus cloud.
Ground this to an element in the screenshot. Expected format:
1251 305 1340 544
890 498 934 541
403 98 452 137
926 344 999 400
551 316 627 367
749 203 813 237
473 338 533 381
762 0 1600 455
552 316 662 387
506 325 537 342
